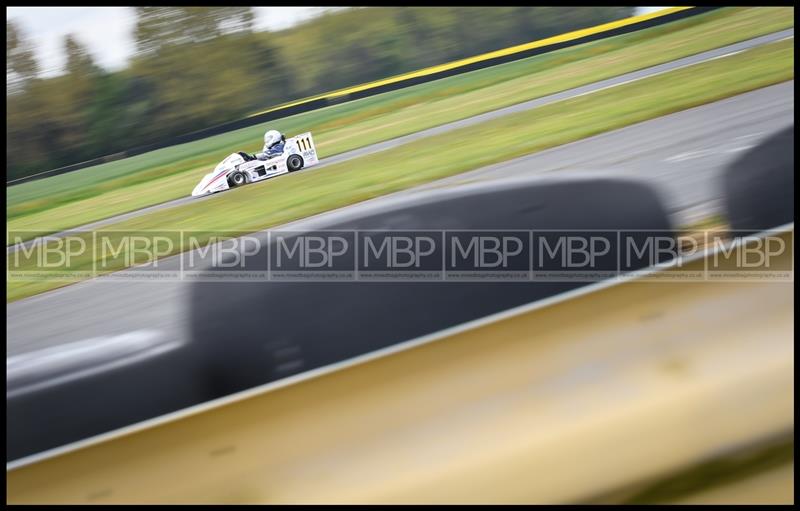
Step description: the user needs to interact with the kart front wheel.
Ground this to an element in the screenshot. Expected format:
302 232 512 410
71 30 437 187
229 171 247 187
287 154 304 172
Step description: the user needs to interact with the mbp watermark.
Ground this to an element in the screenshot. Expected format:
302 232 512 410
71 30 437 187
446 231 528 281
269 230 356 281
707 230 793 281
6 228 793 284
359 231 441 281
94 231 180 281
621 230 704 281
181 231 265 281
532 231 617 281
8 231 94 280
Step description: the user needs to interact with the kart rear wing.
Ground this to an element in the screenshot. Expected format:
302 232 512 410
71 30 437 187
290 132 319 166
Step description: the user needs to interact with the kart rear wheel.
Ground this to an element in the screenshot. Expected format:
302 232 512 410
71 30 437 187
287 154 304 172
229 171 247 187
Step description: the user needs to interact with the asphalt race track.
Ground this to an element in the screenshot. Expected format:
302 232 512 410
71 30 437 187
7 78 794 357
6 28 792 252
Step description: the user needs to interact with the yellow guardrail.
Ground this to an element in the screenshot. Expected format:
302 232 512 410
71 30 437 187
246 7 696 118
7 227 793 504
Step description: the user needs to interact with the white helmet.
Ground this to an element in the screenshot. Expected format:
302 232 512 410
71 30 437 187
263 129 282 149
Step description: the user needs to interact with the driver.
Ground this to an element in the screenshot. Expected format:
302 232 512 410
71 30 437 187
254 129 286 160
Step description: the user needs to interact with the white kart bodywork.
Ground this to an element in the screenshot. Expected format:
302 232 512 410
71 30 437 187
191 132 319 197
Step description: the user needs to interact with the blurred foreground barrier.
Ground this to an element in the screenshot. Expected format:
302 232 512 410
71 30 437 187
6 174 674 461
723 125 794 235
190 174 675 397
6 225 794 503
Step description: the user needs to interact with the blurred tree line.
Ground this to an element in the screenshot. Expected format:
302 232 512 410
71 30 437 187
7 6 632 180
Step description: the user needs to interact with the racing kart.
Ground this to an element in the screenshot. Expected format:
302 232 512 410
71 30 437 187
191 132 319 197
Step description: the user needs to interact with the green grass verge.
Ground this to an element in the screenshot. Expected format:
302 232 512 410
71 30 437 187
7 38 794 303
7 7 794 232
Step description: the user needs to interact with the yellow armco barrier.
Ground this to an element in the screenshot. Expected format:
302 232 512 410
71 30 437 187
247 7 695 118
6 227 794 504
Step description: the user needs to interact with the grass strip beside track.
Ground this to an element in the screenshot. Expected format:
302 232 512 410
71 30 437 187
6 38 794 303
7 7 794 232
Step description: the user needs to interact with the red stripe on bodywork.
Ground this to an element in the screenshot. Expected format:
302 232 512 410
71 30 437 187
202 170 229 191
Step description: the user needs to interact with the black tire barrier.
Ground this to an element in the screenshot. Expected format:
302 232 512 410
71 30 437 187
722 125 794 236
6 348 207 463
188 174 675 395
6 174 675 462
